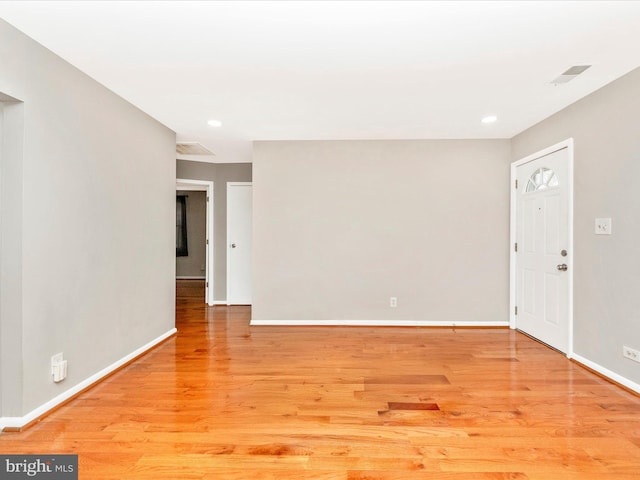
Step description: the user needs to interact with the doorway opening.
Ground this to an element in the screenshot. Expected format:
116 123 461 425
176 179 214 306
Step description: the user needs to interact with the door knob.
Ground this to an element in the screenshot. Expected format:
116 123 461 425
231 243 236 248
557 264 568 271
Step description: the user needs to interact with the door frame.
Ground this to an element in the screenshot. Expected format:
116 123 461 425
176 178 214 306
226 181 252 305
509 138 574 358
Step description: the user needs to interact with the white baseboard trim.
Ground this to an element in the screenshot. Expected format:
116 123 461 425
213 300 228 305
176 276 206 280
0 327 177 431
571 353 640 395
250 319 509 327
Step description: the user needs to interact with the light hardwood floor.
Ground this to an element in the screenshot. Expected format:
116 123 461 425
1 280 639 479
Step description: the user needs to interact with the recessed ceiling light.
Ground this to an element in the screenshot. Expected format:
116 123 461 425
481 115 497 124
207 119 222 127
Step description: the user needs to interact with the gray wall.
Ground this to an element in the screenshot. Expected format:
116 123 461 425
176 161 252 301
0 95 26 418
176 190 207 278
0 96 25 417
253 140 512 322
512 66 640 386
0 19 176 417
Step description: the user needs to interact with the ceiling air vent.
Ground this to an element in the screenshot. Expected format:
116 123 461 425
176 142 214 156
551 65 591 85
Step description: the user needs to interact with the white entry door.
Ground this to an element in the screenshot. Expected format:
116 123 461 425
227 182 252 304
515 146 572 353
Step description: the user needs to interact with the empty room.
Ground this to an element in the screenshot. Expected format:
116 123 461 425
0 1 639 479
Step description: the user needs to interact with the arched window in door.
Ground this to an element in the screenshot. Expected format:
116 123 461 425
526 167 559 192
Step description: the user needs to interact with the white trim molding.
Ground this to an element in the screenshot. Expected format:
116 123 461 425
572 353 640 395
0 328 177 431
250 320 510 327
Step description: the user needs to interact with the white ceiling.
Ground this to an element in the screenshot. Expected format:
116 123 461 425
1 1 640 163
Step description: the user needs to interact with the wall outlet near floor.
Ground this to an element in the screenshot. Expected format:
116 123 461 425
389 297 398 308
51 353 63 373
51 352 68 382
623 346 640 363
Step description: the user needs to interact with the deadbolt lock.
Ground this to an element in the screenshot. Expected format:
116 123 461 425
561 250 568 257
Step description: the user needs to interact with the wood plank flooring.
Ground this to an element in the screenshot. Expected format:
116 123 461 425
1 280 639 478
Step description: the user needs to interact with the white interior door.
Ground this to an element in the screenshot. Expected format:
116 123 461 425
227 182 252 305
515 146 571 353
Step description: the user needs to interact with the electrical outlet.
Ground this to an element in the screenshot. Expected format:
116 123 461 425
51 353 64 374
623 346 640 363
389 297 397 308
51 352 67 382
595 218 612 235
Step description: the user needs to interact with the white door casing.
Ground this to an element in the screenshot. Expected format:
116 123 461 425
227 182 252 305
176 179 214 306
510 139 573 356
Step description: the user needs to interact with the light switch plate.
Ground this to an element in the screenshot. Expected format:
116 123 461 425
595 218 612 235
